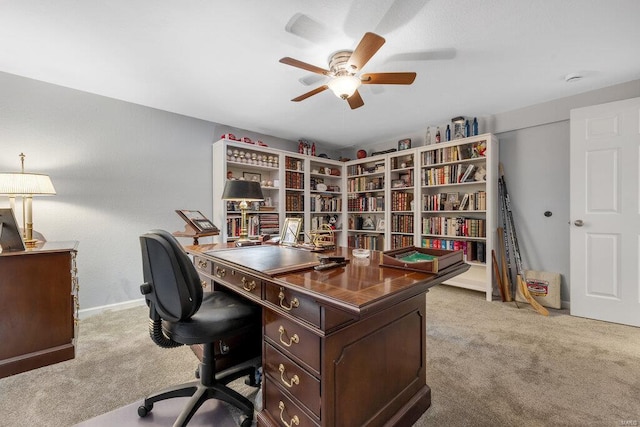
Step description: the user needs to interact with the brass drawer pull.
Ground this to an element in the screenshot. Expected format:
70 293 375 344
241 276 257 292
278 289 299 311
197 259 208 270
278 364 300 388
214 266 226 278
278 401 300 427
278 325 299 347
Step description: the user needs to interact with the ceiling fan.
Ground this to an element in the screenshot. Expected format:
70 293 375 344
279 32 416 109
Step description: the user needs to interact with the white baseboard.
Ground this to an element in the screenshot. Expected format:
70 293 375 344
78 298 146 320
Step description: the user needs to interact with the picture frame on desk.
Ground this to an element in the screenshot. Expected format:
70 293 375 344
280 217 302 246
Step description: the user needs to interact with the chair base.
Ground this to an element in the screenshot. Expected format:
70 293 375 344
138 357 260 427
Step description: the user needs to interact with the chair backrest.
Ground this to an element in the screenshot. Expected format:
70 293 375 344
139 230 203 322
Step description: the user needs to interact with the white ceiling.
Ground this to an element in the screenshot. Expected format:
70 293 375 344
1 0 639 150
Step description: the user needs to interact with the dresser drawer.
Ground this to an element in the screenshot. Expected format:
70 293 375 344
264 377 319 427
264 310 320 374
264 283 321 328
209 262 262 299
264 343 320 418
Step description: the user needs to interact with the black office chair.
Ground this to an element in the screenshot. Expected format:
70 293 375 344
138 230 261 427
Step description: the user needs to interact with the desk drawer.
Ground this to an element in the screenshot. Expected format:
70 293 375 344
193 255 213 275
210 262 262 299
264 343 320 418
264 283 321 328
264 377 319 427
196 273 213 293
264 310 320 374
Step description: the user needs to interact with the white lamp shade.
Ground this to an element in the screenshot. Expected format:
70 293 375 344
0 173 56 195
328 75 361 99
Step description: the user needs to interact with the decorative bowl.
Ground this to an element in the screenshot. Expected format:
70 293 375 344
352 248 370 259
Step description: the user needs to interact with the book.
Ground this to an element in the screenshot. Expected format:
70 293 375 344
460 164 475 182
459 193 469 210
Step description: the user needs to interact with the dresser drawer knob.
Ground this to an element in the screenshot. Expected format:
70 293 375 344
278 325 299 347
278 364 300 388
241 276 257 292
214 266 226 278
278 401 300 427
197 259 208 269
278 289 299 311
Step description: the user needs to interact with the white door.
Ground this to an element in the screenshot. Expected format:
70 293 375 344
570 96 640 327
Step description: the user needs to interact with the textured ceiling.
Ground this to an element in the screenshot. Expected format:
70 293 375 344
1 0 639 149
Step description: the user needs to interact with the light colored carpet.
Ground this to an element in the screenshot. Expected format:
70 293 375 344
1 285 638 426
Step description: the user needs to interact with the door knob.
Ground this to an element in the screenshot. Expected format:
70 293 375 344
574 219 584 227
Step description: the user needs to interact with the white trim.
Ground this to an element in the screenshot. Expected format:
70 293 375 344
78 298 146 320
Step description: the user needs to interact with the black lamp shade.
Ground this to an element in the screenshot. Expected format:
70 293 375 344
222 180 264 201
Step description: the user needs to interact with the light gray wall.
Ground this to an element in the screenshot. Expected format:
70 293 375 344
2 69 639 313
0 72 301 314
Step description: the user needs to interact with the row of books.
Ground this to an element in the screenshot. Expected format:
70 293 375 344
391 214 414 233
421 141 486 165
347 176 384 192
421 163 477 186
284 156 303 171
310 195 342 212
391 191 413 211
348 234 384 250
347 194 385 212
347 163 384 176
226 214 281 238
422 217 486 237
422 190 486 211
285 193 304 211
285 171 304 189
392 235 415 249
421 238 486 264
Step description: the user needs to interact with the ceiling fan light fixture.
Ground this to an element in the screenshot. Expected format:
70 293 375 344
328 75 361 99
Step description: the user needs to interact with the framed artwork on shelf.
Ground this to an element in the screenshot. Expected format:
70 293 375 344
362 216 376 230
377 219 385 231
280 217 302 246
243 172 261 183
398 138 412 151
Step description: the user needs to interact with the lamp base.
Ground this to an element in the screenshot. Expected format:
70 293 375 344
24 239 38 248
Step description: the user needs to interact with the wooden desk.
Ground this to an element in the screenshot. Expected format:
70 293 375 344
0 241 79 378
187 244 468 427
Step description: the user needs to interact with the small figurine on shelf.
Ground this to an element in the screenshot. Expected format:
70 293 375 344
435 127 441 143
325 214 338 229
312 142 316 156
298 140 305 154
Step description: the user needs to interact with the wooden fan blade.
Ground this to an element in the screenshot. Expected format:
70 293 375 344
279 57 330 76
292 85 328 102
361 72 416 85
347 90 364 109
347 32 385 71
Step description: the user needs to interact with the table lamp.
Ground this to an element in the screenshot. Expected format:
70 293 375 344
221 180 264 245
0 153 56 247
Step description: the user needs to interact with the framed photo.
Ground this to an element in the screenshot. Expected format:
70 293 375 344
362 216 376 230
446 193 459 203
376 219 385 231
398 138 412 151
280 217 302 245
243 172 261 183
176 210 219 233
392 179 405 188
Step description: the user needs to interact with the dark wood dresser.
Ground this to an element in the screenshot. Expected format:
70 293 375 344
0 241 79 378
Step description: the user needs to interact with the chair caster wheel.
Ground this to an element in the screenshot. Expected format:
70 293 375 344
240 416 253 427
138 402 153 417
